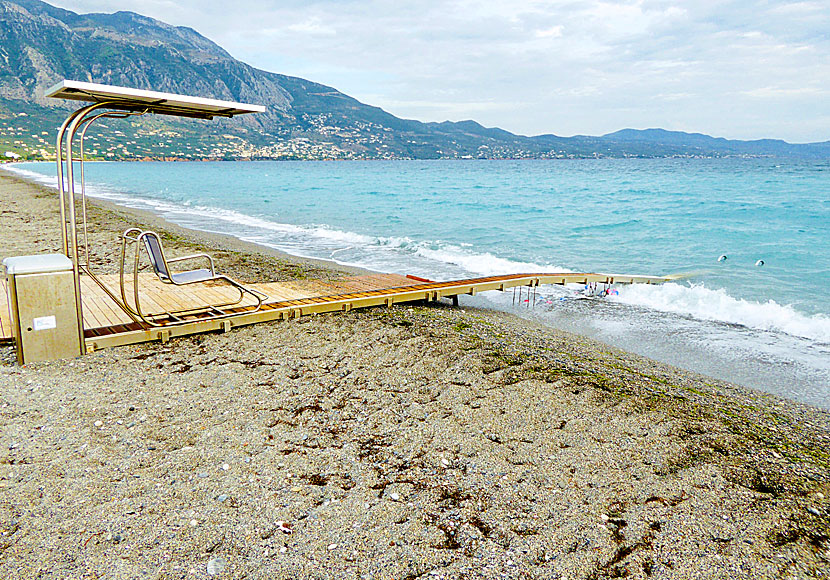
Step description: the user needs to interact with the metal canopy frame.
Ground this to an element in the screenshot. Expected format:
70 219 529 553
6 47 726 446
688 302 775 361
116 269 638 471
47 80 264 353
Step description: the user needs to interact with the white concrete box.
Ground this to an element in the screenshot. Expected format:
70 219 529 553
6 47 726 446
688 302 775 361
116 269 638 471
3 254 82 364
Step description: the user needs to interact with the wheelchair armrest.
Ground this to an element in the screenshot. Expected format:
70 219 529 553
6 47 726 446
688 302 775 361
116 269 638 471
166 253 216 275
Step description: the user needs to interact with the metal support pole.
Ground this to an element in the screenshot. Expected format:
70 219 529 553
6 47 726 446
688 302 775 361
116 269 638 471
55 108 88 256
63 102 108 354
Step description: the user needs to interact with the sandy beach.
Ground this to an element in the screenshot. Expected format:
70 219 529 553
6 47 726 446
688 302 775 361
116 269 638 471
0 169 828 579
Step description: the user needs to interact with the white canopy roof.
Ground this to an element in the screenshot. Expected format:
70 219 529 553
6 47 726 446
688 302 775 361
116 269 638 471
45 80 265 119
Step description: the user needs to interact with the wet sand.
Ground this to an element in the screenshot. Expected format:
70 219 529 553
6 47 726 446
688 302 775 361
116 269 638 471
0 169 828 579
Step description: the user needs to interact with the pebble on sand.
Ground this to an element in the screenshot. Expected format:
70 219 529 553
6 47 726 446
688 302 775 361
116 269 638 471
206 557 226 576
275 521 292 534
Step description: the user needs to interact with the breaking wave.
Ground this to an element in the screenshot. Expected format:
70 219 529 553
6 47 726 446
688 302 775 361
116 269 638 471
611 282 830 343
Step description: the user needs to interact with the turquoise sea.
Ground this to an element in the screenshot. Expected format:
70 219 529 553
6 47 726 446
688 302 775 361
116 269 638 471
9 159 830 408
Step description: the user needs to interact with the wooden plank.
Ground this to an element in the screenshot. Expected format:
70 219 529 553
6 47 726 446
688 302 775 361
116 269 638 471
149 285 191 313
134 290 168 318
365 273 413 288
80 296 106 329
255 286 296 303
314 278 363 293
82 297 110 329
267 285 319 301
340 277 382 291
117 282 160 315
279 280 333 296
192 284 235 304
87 275 168 322
92 293 134 327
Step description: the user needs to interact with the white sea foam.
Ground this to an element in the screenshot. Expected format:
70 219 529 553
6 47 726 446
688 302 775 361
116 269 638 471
139 199 568 278
612 282 830 343
414 245 567 277
4 164 58 187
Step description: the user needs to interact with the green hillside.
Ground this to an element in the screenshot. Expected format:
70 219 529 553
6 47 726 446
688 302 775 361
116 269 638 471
1 0 828 161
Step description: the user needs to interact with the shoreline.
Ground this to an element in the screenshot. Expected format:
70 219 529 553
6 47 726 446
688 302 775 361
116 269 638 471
0 165 374 278
0 164 827 420
1 169 829 578
11 166 830 409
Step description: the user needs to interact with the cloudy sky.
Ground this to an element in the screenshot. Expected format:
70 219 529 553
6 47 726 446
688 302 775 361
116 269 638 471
50 0 830 142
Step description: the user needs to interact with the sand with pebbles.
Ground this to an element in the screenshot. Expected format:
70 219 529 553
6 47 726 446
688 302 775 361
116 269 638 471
0 170 828 579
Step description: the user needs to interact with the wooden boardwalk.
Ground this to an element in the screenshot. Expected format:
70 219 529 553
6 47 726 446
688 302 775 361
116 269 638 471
1 270 666 352
1 272 413 343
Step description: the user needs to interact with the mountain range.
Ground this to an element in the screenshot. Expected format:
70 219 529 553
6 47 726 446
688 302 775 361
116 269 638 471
1 0 828 161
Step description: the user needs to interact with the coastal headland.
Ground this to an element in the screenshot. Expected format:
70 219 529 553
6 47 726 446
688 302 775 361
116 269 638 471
0 170 828 578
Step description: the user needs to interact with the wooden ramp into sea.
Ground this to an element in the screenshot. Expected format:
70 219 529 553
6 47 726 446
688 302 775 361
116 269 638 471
0 271 665 353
